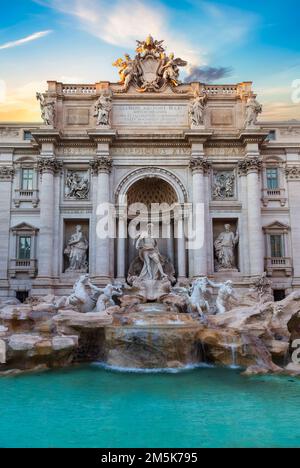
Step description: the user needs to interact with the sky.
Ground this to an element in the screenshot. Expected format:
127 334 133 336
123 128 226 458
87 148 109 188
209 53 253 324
0 0 299 122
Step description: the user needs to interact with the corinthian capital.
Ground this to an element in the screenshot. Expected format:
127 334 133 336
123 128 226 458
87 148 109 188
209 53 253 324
37 158 63 174
238 157 262 175
189 157 211 174
0 166 14 181
89 157 112 175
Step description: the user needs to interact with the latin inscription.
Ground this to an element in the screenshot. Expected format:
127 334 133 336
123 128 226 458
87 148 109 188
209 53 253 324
112 104 189 127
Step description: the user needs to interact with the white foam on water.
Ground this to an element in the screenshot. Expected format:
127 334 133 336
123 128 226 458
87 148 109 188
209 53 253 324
92 362 215 374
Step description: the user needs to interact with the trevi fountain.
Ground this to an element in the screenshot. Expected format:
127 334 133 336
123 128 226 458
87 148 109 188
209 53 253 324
1 223 299 376
0 35 300 448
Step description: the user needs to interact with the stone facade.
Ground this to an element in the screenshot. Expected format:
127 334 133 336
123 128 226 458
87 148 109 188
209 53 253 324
0 37 300 299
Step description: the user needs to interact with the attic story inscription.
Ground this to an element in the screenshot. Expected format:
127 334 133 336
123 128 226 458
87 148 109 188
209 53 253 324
112 104 188 127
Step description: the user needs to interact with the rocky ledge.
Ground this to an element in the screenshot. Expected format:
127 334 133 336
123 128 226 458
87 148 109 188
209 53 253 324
0 291 300 377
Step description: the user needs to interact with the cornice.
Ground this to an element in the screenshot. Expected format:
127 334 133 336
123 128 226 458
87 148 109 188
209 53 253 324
87 129 117 144
32 129 61 146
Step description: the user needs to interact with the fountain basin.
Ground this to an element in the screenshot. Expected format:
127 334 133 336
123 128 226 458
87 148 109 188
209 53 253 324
104 319 203 369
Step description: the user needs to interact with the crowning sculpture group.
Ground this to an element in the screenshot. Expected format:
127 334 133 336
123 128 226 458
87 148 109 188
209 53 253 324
36 34 262 130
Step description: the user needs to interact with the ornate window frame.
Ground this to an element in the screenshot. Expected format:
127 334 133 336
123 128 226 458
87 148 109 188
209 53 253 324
13 157 39 208
9 223 39 278
263 221 292 276
262 157 287 207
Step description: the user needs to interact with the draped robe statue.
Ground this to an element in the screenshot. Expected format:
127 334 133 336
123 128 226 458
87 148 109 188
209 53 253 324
214 224 239 270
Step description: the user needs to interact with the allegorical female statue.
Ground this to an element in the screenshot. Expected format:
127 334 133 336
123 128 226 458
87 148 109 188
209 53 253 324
214 224 239 270
136 224 168 281
64 225 89 273
189 92 207 127
244 96 262 127
36 92 55 126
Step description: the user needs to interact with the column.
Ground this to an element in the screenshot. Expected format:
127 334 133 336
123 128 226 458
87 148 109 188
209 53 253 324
242 154 264 276
189 157 210 277
117 206 127 281
0 164 14 296
37 157 62 279
90 156 112 282
166 221 174 263
238 163 250 275
176 208 186 279
286 165 300 285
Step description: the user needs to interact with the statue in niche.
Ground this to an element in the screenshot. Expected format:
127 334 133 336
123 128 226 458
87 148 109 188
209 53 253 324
214 224 239 271
94 90 112 126
189 92 207 128
244 95 262 127
64 225 89 273
65 171 89 200
136 223 168 281
213 172 235 200
36 92 56 126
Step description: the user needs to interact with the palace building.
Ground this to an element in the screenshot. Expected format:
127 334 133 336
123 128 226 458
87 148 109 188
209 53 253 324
0 36 300 301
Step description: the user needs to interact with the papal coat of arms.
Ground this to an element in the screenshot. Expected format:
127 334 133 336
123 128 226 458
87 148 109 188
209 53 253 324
113 35 187 93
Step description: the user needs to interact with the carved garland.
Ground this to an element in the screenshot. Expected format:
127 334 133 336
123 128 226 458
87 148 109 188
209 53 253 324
37 158 63 174
89 157 112 175
0 166 14 181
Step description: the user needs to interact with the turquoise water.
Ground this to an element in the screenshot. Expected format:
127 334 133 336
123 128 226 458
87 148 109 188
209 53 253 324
0 364 299 448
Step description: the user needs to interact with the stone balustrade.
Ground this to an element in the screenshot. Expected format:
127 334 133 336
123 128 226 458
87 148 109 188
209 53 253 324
265 257 293 277
62 85 97 95
9 259 38 278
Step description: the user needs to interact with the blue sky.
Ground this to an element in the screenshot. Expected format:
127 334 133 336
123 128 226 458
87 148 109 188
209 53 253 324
0 0 299 121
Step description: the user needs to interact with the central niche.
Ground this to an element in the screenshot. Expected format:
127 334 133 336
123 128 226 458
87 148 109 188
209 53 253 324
124 177 179 273
126 177 178 208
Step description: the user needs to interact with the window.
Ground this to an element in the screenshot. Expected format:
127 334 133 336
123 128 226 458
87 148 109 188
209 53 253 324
18 236 31 259
24 131 32 141
266 130 276 141
266 168 279 189
270 234 284 257
22 169 34 190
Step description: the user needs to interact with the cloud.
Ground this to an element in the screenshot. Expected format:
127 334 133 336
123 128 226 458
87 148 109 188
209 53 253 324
0 81 45 121
0 30 52 50
185 66 233 83
35 0 203 65
261 101 300 121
